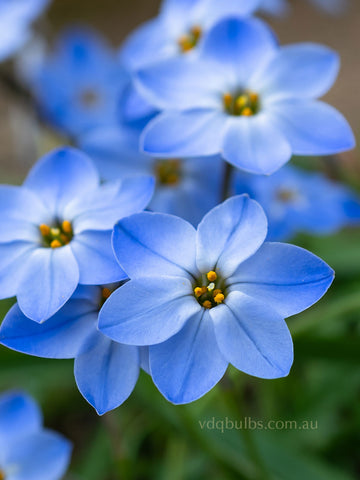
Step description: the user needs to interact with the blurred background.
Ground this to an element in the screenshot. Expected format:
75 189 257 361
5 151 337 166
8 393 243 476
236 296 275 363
0 1 360 479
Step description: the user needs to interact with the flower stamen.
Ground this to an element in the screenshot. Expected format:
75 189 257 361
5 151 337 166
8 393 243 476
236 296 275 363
178 25 202 53
223 90 260 116
39 220 73 248
193 270 226 309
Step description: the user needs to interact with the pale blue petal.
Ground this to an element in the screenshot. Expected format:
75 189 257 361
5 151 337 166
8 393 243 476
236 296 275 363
75 333 139 415
24 147 99 215
0 301 97 359
136 58 225 109
99 276 199 345
254 44 339 99
17 245 79 323
66 176 154 233
112 212 197 279
0 242 37 300
0 185 51 225
3 430 72 480
196 195 267 278
229 242 335 317
268 100 355 155
222 115 292 174
142 110 227 157
0 391 42 449
70 230 126 285
200 18 277 82
210 291 293 378
150 310 228 404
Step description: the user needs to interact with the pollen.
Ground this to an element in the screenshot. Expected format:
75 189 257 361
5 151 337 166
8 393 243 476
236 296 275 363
194 286 207 297
203 300 212 309
102 288 112 299
39 224 51 236
178 25 202 53
214 293 225 304
223 92 233 109
242 107 253 117
207 271 217 282
50 239 62 249
62 220 72 233
223 89 260 116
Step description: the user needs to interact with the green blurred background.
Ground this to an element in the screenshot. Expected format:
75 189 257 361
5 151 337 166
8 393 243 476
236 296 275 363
0 1 360 479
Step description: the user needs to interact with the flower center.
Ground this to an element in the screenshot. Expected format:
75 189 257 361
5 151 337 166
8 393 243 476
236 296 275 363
79 88 101 108
193 270 226 309
99 287 113 308
276 189 297 202
39 220 73 248
154 159 182 186
223 90 260 116
178 25 202 53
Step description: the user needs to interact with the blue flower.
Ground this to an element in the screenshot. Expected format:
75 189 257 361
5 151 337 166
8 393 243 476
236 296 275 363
120 0 261 71
137 17 355 175
30 27 128 137
118 0 260 124
233 165 360 241
0 390 71 480
0 146 154 323
0 284 143 415
98 195 334 404
0 0 51 62
80 126 224 226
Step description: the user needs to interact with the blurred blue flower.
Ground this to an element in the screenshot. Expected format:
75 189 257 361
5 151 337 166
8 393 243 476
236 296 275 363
118 0 261 124
30 27 127 137
0 285 142 415
98 195 334 404
260 0 348 16
0 147 154 323
80 126 224 226
137 18 355 175
0 0 51 62
0 390 71 480
233 165 360 241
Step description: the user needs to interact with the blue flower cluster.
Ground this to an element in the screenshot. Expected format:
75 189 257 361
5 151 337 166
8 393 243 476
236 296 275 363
0 390 71 480
0 0 357 428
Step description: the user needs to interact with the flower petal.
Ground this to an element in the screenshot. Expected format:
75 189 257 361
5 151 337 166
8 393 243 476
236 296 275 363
0 241 36 300
70 230 126 285
229 242 335 317
254 44 339 99
0 391 42 449
99 276 200 346
69 177 154 233
0 300 97 359
136 58 224 110
74 333 139 415
24 147 99 216
112 212 197 279
196 195 267 277
150 310 228 404
268 99 355 155
222 114 292 174
210 291 293 378
17 246 80 323
0 185 51 225
142 110 226 157
200 18 277 82
3 430 72 480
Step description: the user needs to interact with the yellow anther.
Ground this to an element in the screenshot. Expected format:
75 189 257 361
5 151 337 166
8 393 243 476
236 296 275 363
39 224 51 236
223 92 233 109
242 107 253 117
62 220 72 233
214 293 225 304
207 271 217 282
203 300 212 309
191 25 202 38
194 287 204 297
0 470 5 480
236 95 248 109
102 288 112 299
213 289 222 297
60 234 70 244
51 227 60 236
249 92 259 103
50 239 62 249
